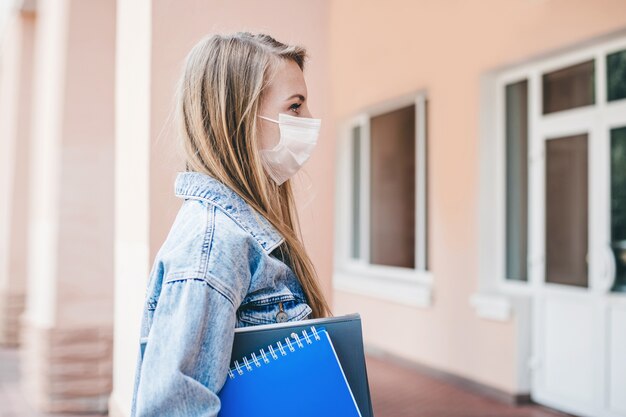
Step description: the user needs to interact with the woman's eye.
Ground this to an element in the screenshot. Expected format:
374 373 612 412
289 103 301 113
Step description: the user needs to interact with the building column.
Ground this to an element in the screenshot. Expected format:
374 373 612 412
18 0 116 413
110 2 213 414
0 4 36 347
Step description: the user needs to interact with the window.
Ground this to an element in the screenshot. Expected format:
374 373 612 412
545 134 589 287
481 38 626 297
334 92 431 307
607 49 626 102
542 60 595 114
505 80 529 282
611 126 626 292
349 96 428 271
369 105 417 268
350 125 362 260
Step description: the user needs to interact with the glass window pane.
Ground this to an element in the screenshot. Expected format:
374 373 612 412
351 125 361 259
611 126 626 292
545 134 588 287
505 80 529 281
607 49 626 102
424 99 429 271
369 105 415 268
542 60 595 114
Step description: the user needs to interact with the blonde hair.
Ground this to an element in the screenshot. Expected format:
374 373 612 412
174 31 332 319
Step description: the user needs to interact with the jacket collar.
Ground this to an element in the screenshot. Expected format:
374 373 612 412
174 171 284 253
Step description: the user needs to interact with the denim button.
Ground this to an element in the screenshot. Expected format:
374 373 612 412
276 301 288 322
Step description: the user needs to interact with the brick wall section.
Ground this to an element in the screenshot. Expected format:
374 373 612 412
18 316 112 414
0 290 26 347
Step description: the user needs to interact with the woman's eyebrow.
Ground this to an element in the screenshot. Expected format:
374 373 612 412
285 94 306 102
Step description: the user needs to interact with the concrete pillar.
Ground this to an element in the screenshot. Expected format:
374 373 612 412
18 0 116 413
0 4 36 347
110 2 212 414
110 1 154 416
110 2 333 416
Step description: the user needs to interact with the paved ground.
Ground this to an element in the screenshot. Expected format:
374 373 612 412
1 346 104 417
1 345 572 417
365 354 572 417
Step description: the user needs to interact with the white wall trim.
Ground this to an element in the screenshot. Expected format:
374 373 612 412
333 270 432 308
469 292 513 321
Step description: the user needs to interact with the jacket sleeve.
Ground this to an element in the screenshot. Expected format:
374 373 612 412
133 276 238 417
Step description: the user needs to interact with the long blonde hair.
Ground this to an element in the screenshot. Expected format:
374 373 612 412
174 32 332 319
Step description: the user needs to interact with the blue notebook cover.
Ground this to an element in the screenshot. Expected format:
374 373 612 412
217 326 362 417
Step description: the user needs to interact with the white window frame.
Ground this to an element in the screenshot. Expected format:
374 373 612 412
474 31 626 320
333 90 432 308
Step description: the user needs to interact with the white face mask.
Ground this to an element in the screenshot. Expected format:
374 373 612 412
257 112 321 185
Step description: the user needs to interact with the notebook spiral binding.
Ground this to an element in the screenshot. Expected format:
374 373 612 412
227 325 322 379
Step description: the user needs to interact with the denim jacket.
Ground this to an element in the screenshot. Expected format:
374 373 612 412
129 171 313 417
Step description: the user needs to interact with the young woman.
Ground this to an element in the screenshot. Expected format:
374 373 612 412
129 32 333 416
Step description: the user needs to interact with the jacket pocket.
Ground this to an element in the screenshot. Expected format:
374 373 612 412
237 291 312 326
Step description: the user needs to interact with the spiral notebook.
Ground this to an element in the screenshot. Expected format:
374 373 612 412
225 313 373 416
217 325 362 417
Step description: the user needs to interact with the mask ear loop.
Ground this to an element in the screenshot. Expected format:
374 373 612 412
258 114 321 128
257 115 287 151
258 115 280 124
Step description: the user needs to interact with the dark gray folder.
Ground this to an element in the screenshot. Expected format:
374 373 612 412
229 312 374 417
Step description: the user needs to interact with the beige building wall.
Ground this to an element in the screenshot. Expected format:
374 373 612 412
329 0 626 396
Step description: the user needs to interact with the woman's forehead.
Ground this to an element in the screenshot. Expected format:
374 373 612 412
265 59 307 101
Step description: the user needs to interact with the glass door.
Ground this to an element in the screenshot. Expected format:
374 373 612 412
545 133 589 288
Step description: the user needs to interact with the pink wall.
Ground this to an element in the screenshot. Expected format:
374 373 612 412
329 0 626 393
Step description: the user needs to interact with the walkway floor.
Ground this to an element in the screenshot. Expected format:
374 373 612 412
365 354 573 417
1 346 572 417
